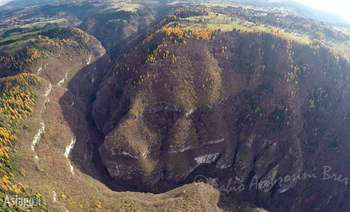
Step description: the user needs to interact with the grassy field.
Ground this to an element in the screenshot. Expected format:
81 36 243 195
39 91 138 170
183 12 313 45
201 3 267 12
114 3 141 11
167 1 181 5
0 30 39 43
185 12 230 21
183 11 350 62
136 0 159 4
0 38 36 54
4 18 68 31
256 26 313 44
50 18 67 23
328 40 350 60
33 18 67 25
282 31 312 44
328 27 350 59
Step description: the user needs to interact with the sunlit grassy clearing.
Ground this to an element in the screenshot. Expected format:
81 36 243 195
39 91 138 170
257 26 313 44
167 1 181 5
328 40 350 61
135 0 159 4
0 18 66 39
21 18 67 28
201 3 267 12
184 15 350 60
50 18 67 23
105 0 123 2
0 31 39 43
185 12 230 21
114 3 141 11
0 39 36 54
184 12 313 45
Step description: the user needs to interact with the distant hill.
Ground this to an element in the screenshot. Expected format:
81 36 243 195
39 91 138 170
0 0 11 6
0 0 64 11
287 0 349 24
238 0 349 24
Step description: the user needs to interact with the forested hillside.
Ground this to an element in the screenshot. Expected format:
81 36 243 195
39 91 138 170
0 73 49 211
93 11 350 212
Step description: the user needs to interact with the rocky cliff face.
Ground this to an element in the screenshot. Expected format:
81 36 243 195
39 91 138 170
92 19 350 211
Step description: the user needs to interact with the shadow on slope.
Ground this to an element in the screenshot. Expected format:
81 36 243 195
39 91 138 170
57 53 130 192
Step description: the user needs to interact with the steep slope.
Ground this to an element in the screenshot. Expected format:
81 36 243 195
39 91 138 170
0 27 104 211
0 73 52 211
0 27 105 79
93 15 350 212
79 8 156 57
